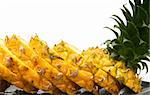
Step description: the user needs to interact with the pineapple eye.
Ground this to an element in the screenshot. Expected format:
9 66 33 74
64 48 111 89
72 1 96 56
49 55 55 60
70 70 79 78
37 68 46 76
46 84 53 90
98 79 103 82
90 76 93 79
19 46 25 54
55 73 63 80
32 56 38 63
56 64 61 69
5 57 13 67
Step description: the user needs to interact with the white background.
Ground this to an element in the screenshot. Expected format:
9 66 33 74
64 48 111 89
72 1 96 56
0 0 149 82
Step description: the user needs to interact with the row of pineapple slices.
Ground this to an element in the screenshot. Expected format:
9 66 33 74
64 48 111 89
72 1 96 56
0 35 142 95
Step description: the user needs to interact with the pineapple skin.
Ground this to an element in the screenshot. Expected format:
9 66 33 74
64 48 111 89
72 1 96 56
0 39 54 94
5 35 79 95
82 47 142 93
29 36 94 93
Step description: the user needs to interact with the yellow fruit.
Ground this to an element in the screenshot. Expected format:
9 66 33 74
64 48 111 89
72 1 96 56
0 63 37 93
0 35 142 94
82 47 142 93
5 35 78 95
53 41 121 94
29 36 120 94
29 36 94 93
94 69 120 94
0 39 54 94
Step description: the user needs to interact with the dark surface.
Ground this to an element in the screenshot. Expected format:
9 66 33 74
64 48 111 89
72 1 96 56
1 81 150 95
0 79 10 92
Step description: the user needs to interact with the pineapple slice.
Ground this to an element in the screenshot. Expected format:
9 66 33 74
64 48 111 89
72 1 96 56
53 41 82 67
29 36 95 92
5 35 78 95
53 41 121 94
29 36 119 94
82 48 142 93
0 63 37 93
0 39 54 94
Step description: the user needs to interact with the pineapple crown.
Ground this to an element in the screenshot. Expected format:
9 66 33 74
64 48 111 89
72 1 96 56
105 0 150 73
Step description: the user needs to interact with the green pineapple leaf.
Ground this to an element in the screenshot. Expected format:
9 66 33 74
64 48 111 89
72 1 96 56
112 15 125 25
104 27 119 38
105 0 150 73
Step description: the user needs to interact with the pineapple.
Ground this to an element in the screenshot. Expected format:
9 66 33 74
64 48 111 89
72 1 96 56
29 36 120 94
0 0 148 94
82 47 142 93
54 41 121 94
29 35 95 93
0 39 55 94
53 41 142 93
5 35 79 95
0 63 37 93
103 0 149 93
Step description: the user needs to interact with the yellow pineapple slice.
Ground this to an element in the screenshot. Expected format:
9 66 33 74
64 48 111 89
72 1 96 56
82 47 142 93
0 63 37 93
29 36 95 92
5 35 78 95
53 41 82 67
29 36 119 94
0 39 54 94
53 41 121 94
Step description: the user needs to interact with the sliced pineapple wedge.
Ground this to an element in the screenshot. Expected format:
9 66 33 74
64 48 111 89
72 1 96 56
0 63 37 93
5 35 78 95
0 39 54 94
29 36 95 93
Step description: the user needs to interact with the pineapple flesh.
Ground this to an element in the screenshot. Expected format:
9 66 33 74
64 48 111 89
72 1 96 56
29 36 120 94
5 35 79 95
0 62 37 93
29 36 95 93
0 39 54 94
